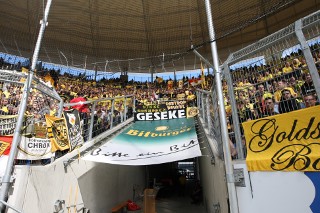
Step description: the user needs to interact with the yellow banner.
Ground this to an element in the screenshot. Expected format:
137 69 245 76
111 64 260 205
0 141 10 156
44 74 55 87
243 106 320 171
0 136 12 156
178 80 183 89
45 114 70 152
21 67 29 73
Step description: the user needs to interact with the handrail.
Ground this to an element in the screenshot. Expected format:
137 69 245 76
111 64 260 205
0 200 23 213
63 95 134 108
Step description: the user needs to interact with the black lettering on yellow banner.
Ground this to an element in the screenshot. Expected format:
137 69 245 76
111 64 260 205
243 106 320 171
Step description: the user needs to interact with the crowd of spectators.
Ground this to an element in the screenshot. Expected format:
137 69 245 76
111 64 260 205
0 45 319 160
223 46 320 153
0 59 208 139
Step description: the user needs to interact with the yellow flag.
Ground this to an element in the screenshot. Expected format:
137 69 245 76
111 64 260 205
200 62 206 89
167 79 173 90
44 74 55 87
21 67 29 73
45 114 70 152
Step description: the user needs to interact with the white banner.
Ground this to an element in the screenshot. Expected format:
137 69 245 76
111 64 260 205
83 118 202 165
17 137 53 160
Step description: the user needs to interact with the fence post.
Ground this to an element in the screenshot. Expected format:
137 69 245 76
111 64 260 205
110 99 115 129
88 102 97 140
223 62 244 159
58 100 64 117
295 19 320 98
133 96 136 115
201 92 205 119
124 97 127 121
206 95 212 131
204 0 239 212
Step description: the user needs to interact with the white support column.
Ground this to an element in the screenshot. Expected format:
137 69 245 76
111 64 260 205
295 20 320 98
203 0 239 212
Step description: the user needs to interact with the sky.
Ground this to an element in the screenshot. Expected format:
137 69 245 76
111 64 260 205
1 36 319 82
0 52 210 82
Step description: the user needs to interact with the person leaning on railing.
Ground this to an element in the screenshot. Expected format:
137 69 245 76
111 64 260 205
278 88 301 114
303 93 319 108
300 73 315 96
70 94 90 140
274 79 297 104
260 97 279 118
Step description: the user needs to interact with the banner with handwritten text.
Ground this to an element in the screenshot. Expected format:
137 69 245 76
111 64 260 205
63 109 84 151
83 118 201 165
243 106 320 171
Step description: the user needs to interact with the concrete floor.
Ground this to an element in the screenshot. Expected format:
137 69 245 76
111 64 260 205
132 184 206 213
156 195 206 213
133 195 206 213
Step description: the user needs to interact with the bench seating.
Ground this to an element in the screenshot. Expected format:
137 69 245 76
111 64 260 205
111 201 128 213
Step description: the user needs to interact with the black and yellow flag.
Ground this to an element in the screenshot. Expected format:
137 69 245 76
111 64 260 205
45 114 70 152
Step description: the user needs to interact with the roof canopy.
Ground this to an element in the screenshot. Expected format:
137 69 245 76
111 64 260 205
0 0 319 73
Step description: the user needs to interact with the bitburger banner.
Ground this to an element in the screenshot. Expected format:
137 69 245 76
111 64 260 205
63 109 84 151
243 105 320 171
17 136 53 160
83 118 202 165
45 114 70 152
134 100 187 121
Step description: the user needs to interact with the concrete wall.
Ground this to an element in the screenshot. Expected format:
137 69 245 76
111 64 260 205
6 120 146 213
7 152 145 213
199 148 229 213
234 162 320 213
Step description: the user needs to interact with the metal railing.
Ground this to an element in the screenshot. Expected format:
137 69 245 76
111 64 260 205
222 11 320 160
195 11 320 161
62 95 135 142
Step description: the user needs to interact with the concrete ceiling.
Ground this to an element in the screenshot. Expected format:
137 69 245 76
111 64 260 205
0 0 319 73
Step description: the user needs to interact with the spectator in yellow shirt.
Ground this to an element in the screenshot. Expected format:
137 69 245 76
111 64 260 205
0 97 10 113
274 79 297 103
264 71 273 81
282 61 293 73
